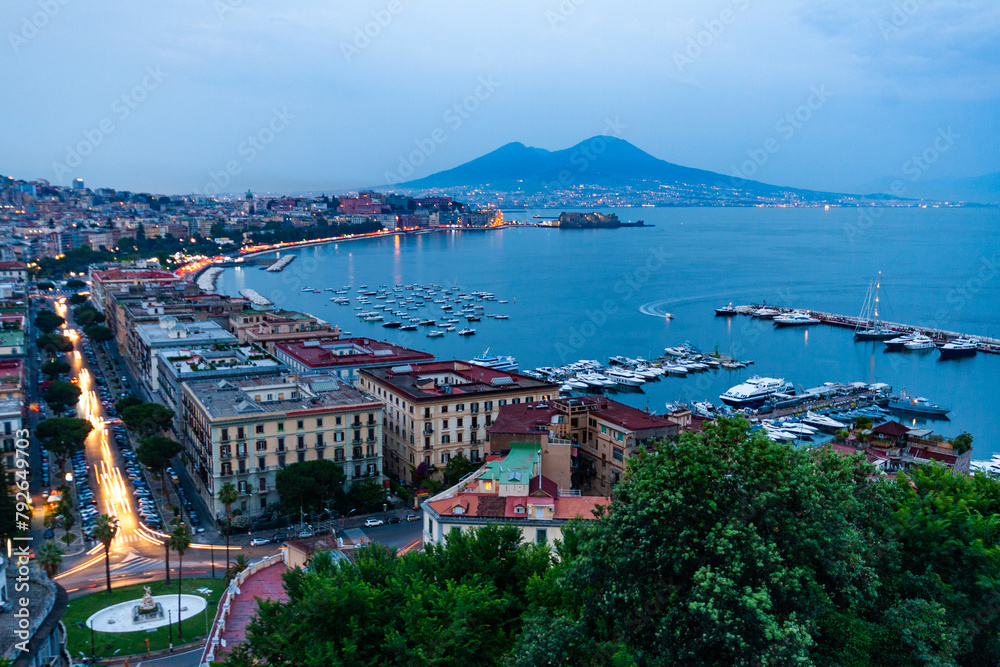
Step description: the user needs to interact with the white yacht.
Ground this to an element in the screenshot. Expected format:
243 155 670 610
939 337 978 359
883 332 921 351
469 350 518 372
607 369 644 386
773 311 820 326
903 335 936 350
719 376 793 407
802 411 846 431
752 307 780 319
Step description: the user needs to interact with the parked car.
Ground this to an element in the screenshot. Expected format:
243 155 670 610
364 518 384 528
271 533 289 543
44 527 54 539
250 537 270 546
405 513 421 522
387 516 401 524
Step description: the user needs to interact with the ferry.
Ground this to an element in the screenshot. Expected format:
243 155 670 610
719 376 794 408
469 350 518 372
715 303 737 316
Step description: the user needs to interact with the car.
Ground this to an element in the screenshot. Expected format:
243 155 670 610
250 537 270 546
298 529 315 538
405 513 421 522
387 516 401 524
364 518 384 528
271 533 289 543
44 527 54 539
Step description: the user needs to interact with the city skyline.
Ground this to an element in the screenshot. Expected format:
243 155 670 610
2 1 998 197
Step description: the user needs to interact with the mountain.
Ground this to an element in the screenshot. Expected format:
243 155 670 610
397 136 842 198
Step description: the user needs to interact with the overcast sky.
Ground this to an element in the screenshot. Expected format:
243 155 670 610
1 0 997 195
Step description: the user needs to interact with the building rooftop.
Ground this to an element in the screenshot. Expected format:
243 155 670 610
490 396 679 435
157 344 281 378
135 319 236 347
91 267 180 282
275 337 434 370
479 442 539 484
184 373 381 420
361 361 557 401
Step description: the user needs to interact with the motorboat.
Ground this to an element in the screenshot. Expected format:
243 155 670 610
802 411 846 431
938 337 978 358
719 376 793 408
752 307 780 319
458 328 476 336
903 335 936 350
606 369 644 386
427 330 445 338
854 327 897 341
399 324 417 331
883 332 921 351
382 321 402 329
715 303 737 316
773 311 820 326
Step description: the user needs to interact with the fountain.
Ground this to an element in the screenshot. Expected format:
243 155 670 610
132 586 165 624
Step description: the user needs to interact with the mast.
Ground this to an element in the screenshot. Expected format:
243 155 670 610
873 271 881 326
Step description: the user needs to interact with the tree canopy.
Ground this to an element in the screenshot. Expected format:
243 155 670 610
121 402 174 436
275 459 346 513
34 309 65 334
36 333 73 354
36 417 92 474
442 453 483 486
345 477 387 513
42 380 82 414
40 359 70 379
83 324 114 343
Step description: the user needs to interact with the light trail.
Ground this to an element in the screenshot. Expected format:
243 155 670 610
55 554 105 580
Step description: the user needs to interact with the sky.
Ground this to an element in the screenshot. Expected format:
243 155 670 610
1 0 998 196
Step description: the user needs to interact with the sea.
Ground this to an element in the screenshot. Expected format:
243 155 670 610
215 206 1000 461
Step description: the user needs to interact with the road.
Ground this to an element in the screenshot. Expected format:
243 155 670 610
35 294 423 599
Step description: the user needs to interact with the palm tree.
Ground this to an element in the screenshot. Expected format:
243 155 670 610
218 482 239 568
92 515 119 594
168 523 192 640
224 553 250 582
38 541 64 579
59 501 75 545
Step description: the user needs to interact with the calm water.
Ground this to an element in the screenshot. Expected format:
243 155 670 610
217 207 1000 459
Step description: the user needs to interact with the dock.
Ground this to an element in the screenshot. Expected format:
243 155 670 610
731 305 1000 354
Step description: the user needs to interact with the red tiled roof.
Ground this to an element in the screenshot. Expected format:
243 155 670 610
275 337 434 369
92 268 180 282
872 421 910 437
553 496 608 520
490 403 555 435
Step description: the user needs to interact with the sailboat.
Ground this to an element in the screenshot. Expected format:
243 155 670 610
853 273 897 341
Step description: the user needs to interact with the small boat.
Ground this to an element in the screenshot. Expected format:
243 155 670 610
494 315 509 320
427 330 446 338
466 315 481 322
884 333 921 351
607 369 644 386
938 337 978 359
458 328 476 336
418 319 436 326
399 324 417 331
752 307 780 319
382 321 402 329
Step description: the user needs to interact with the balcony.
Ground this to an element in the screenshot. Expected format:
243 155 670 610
220 451 231 459
422 426 434 435
366 437 378 443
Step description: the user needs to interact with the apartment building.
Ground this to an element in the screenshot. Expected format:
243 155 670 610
228 309 340 353
357 362 558 485
182 374 384 517
489 396 695 494
133 319 237 395
273 337 433 382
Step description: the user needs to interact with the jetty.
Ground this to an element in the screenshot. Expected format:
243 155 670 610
239 288 273 306
730 305 1000 354
265 255 296 272
195 267 224 292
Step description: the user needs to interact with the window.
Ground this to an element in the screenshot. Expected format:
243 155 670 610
237 427 245 439
470 449 479 461
354 465 362 478
571 418 578 427
601 425 608 435
441 405 448 413
335 415 342 425
237 443 247 456
513 398 520 404
316 447 324 460
238 480 247 493
442 418 449 429
221 428 229 441
297 451 305 463
297 420 304 429
238 459 246 473
334 431 345 442
424 407 431 418
456 403 464 412
442 452 450 464
277 454 286 468
316 418 323 427
499 399 506 406
367 427 375 441
257 456 266 470
316 433 324 447
514 504 525 514
442 434 450 444
335 448 345 461
536 529 547 544
456 417 463 427
220 444 231 458
256 440 267 451
353 430 361 443
457 432 463 442
277 423 284 432
277 437 285 452
613 448 624 462
255 424 264 434
297 436 305 449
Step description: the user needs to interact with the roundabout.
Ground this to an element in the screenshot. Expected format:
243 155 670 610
86 592 207 633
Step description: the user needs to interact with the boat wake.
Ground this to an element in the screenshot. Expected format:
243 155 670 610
639 294 727 318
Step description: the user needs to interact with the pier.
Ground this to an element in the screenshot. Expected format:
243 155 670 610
731 305 1000 354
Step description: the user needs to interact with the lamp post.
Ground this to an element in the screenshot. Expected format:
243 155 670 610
89 619 95 662
168 608 173 652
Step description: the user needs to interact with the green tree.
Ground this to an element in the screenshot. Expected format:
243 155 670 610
36 281 55 291
59 498 75 545
42 380 81 414
36 333 73 355
136 435 182 503
442 453 483 486
224 553 250 583
40 359 70 379
37 541 64 579
121 403 174 436
227 524 550 667
34 309 65 333
68 292 88 305
949 431 974 454
346 477 386 513
115 395 143 413
218 481 239 568
36 417 92 474
92 515 119 594
515 418 894 666
168 522 193 640
83 324 114 343
275 459 346 514
66 279 86 289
